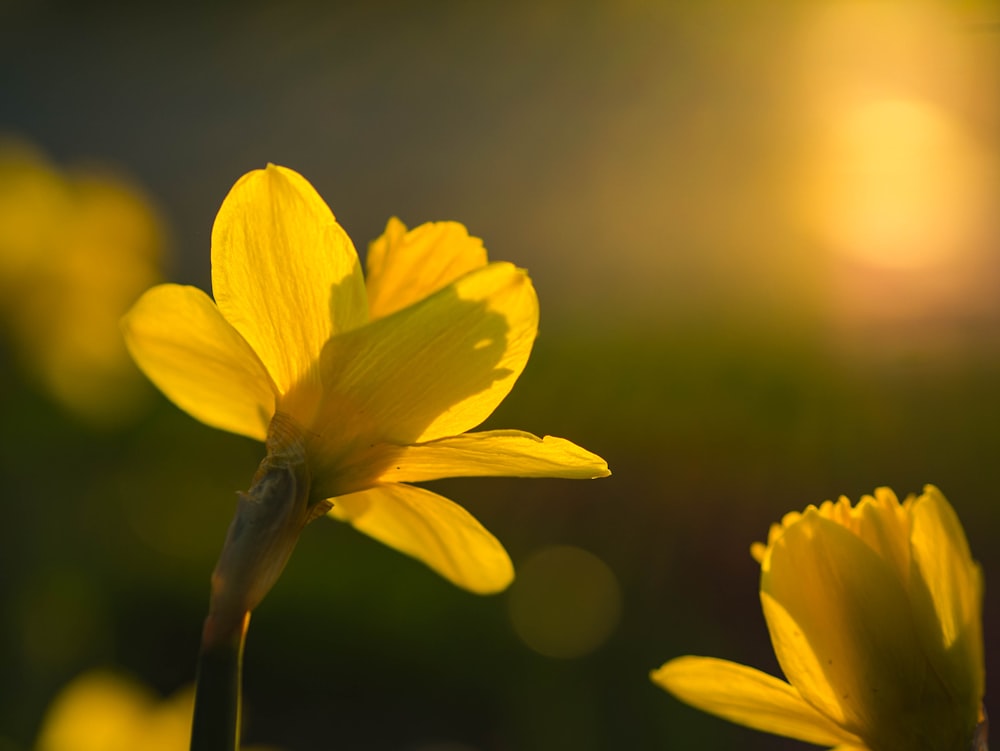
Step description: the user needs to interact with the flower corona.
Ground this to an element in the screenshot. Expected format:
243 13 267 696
652 486 984 751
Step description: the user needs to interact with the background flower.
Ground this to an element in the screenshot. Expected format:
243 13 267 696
34 670 278 751
0 140 165 424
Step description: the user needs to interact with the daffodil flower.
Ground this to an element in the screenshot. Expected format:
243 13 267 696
652 486 985 751
122 165 608 641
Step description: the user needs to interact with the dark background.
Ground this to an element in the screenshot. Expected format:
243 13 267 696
2 2 999 749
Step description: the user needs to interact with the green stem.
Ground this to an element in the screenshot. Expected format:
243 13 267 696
189 422 318 751
191 612 249 751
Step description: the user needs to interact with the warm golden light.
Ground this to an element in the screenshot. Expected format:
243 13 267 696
816 97 984 270
793 0 996 276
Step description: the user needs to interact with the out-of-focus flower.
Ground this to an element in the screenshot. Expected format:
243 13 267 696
652 486 985 751
122 164 608 622
0 140 165 424
34 670 277 751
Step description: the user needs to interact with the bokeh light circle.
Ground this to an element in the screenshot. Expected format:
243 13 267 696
507 545 622 660
815 97 985 270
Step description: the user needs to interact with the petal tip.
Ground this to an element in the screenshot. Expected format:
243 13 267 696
468 569 515 596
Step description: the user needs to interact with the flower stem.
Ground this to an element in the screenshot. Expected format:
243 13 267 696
189 427 318 751
191 610 249 751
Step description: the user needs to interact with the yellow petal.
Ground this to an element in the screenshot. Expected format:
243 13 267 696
365 218 488 319
651 656 862 747
314 261 537 446
370 430 610 483
327 483 513 594
762 510 936 747
908 486 984 730
211 164 367 400
846 489 912 589
122 284 275 440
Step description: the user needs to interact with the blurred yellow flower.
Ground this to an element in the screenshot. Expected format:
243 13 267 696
122 164 608 605
34 670 276 751
652 486 985 751
0 140 164 423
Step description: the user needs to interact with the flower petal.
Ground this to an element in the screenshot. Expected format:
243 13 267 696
365 218 488 319
762 510 943 748
651 656 862 747
328 483 513 594
122 284 275 440
314 261 537 446
846 489 912 590
908 486 984 731
370 430 610 483
211 164 367 399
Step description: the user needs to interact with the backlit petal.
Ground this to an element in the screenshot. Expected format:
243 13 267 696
314 261 537 446
211 164 366 399
846 489 912 589
908 486 984 730
370 430 610 483
762 510 933 746
652 656 862 747
328 483 513 594
122 284 275 440
366 218 488 319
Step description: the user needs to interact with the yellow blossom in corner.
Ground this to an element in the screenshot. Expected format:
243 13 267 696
652 486 985 751
34 670 278 751
122 165 609 608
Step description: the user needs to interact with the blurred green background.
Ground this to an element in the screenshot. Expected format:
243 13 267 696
2 2 999 749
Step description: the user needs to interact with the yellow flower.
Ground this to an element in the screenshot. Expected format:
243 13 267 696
652 486 985 751
34 670 278 751
122 164 608 609
0 140 164 423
